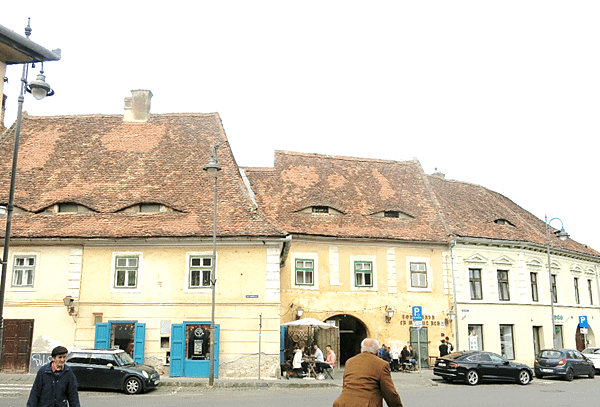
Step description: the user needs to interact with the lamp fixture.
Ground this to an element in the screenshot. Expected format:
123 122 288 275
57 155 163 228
26 65 55 100
296 306 304 318
62 295 75 315
385 307 395 323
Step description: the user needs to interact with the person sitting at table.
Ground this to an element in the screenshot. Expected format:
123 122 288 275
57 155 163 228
312 344 329 379
292 344 308 378
325 345 336 368
400 345 410 371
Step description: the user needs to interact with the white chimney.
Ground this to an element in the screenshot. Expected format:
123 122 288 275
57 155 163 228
124 89 153 122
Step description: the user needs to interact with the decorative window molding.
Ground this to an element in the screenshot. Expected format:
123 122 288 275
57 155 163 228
585 267 596 275
493 255 514 267
291 253 318 290
570 264 583 274
406 257 432 292
527 258 543 269
351 255 376 292
464 254 488 264
111 252 143 293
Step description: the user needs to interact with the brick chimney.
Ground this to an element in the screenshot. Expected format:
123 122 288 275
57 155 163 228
124 90 152 122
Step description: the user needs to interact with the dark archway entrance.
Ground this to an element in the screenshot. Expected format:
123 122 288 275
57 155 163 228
325 315 368 365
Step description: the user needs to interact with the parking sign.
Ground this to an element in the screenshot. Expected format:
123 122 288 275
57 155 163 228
412 306 422 321
579 316 589 328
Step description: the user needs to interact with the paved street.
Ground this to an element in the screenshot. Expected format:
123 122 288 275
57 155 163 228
3 372 600 407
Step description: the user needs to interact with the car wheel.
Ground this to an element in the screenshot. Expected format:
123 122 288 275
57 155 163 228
565 368 574 382
589 368 595 379
466 369 479 385
518 370 531 385
124 377 142 394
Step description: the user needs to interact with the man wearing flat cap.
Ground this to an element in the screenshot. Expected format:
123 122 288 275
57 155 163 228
27 346 80 407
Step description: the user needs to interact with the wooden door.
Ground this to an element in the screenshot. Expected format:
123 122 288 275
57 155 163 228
1 319 34 373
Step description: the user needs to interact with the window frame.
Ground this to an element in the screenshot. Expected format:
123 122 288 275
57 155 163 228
497 270 510 301
530 272 539 302
551 274 558 303
499 324 515 360
111 252 143 293
469 268 483 300
406 257 432 292
354 261 373 288
410 262 428 288
351 255 377 291
185 251 215 293
588 279 594 305
189 256 213 289
295 259 315 286
574 277 580 304
11 255 36 288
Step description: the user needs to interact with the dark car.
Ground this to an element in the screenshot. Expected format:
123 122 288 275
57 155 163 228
66 349 160 394
433 351 533 385
534 349 595 381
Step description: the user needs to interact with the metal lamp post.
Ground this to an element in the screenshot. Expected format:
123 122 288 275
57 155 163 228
545 215 569 349
0 20 58 358
203 145 220 386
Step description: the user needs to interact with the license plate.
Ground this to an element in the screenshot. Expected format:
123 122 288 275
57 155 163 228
438 362 446 367
541 368 553 373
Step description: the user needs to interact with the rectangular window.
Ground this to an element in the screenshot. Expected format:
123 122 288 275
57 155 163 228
354 261 373 287
469 268 482 300
530 272 539 302
499 324 515 359
114 256 138 288
589 280 594 305
312 206 329 213
551 274 558 303
189 256 212 288
574 277 580 304
295 259 314 285
468 324 483 351
12 256 35 287
497 270 510 301
410 262 427 288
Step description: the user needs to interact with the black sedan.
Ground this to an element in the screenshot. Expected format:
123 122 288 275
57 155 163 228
433 351 533 385
534 349 595 381
66 349 160 394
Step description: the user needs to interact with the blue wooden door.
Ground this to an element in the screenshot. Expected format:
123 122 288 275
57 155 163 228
95 323 110 349
280 326 287 364
170 324 185 377
133 323 146 364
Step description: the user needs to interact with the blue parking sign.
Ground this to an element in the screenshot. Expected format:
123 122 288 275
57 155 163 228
579 316 589 328
412 306 422 321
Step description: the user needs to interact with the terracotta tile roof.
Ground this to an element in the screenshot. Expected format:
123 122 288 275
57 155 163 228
0 113 284 239
427 175 600 257
244 151 450 242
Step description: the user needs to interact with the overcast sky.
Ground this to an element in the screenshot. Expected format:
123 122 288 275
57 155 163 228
3 1 600 252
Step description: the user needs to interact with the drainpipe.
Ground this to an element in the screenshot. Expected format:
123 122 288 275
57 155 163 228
449 238 459 351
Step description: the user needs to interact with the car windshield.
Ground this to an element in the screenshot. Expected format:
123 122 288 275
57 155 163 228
540 350 562 358
114 352 135 366
583 348 600 355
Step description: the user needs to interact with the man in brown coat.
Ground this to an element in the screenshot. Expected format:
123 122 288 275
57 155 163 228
333 338 403 407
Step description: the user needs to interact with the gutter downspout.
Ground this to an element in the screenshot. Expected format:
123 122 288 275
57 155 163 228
279 235 292 268
450 238 459 351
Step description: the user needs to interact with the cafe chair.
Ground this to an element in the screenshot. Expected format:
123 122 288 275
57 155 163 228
324 366 334 379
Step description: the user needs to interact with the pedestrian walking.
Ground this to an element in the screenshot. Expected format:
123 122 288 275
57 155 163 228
27 345 80 407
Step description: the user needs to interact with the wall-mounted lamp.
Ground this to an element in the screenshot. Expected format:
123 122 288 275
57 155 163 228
296 306 304 318
385 307 395 323
63 295 76 315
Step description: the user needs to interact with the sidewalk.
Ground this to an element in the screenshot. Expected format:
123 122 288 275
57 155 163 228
0 368 438 390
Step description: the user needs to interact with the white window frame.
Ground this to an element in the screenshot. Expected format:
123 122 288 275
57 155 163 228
11 255 36 288
497 269 511 301
111 252 143 293
185 251 215 293
291 253 318 290
351 255 376 292
406 257 432 292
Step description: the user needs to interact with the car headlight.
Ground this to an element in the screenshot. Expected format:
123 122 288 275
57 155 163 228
142 371 149 378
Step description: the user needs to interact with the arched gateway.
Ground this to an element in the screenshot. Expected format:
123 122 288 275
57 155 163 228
325 315 368 365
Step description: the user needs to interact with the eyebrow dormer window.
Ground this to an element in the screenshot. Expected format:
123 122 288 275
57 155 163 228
494 219 515 226
384 211 400 218
56 203 94 213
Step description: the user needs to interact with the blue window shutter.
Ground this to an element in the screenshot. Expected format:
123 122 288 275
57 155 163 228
280 326 287 364
95 323 110 349
170 324 184 377
133 323 146 364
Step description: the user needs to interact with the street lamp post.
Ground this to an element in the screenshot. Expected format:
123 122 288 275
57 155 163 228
203 145 221 386
0 20 57 358
545 215 569 349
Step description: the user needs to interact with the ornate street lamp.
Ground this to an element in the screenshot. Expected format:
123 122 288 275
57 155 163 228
203 145 220 386
0 20 59 359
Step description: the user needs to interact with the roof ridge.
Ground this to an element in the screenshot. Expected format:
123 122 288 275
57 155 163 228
275 150 418 165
